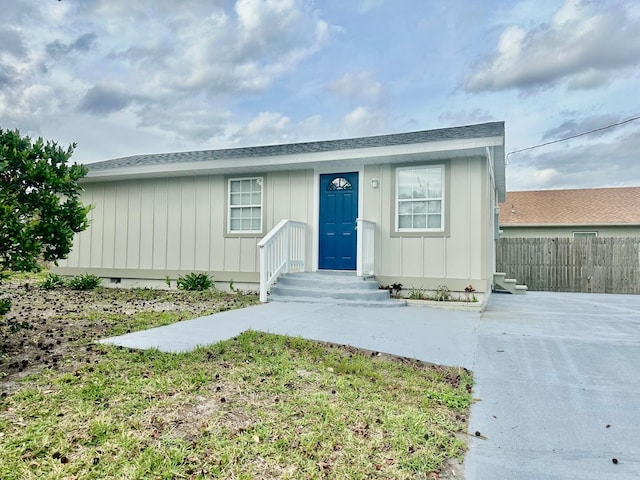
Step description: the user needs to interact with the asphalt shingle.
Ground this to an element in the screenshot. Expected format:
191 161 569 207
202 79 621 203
87 122 504 171
499 187 640 225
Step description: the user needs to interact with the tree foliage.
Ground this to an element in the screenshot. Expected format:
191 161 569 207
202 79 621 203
0 128 90 273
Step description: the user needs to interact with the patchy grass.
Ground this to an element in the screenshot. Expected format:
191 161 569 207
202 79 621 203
1 273 473 479
1 332 472 479
0 275 259 386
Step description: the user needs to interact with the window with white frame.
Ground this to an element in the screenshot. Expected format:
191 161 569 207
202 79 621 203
228 177 263 233
396 165 444 232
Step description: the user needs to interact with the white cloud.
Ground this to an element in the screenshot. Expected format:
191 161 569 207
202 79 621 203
329 72 384 104
20 84 57 118
542 113 626 140
0 0 333 146
507 165 560 190
438 108 496 126
228 112 338 147
565 68 610 90
245 112 291 137
356 0 386 13
0 25 27 58
343 106 388 135
507 129 640 190
232 112 293 145
137 99 232 142
465 0 640 92
162 0 331 94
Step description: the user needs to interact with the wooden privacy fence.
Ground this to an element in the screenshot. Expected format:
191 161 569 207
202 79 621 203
496 237 640 294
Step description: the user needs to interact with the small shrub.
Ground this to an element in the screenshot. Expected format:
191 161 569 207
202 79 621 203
3 318 32 333
433 284 451 302
384 282 404 297
40 273 66 290
177 272 214 291
463 284 477 302
0 298 11 316
67 273 102 290
408 285 426 300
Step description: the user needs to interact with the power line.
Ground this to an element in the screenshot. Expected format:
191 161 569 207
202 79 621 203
506 114 640 162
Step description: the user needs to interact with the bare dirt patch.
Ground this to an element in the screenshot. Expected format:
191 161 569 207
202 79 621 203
0 279 258 395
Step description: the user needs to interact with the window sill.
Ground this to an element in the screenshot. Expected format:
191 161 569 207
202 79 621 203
390 230 449 238
224 231 265 238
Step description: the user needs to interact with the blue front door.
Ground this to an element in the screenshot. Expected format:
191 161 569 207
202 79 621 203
319 172 358 270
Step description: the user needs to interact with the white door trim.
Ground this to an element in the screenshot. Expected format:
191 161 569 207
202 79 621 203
312 165 364 271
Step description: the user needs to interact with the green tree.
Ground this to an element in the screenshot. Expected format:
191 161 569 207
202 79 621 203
0 128 90 274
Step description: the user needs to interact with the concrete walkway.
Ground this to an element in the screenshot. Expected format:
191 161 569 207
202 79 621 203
101 301 479 368
101 292 640 479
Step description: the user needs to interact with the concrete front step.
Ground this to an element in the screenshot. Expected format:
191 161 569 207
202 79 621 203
269 272 406 307
493 272 528 295
270 284 392 301
276 273 381 290
268 295 407 308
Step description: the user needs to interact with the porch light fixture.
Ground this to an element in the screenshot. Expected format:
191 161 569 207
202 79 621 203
371 178 379 188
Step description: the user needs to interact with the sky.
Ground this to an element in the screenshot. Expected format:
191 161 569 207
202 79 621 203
1 0 639 191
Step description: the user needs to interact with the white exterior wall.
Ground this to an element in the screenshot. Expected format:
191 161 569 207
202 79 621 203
364 156 491 292
56 171 315 282
56 156 495 292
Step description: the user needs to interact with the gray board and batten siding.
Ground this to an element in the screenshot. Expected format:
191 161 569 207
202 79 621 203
54 122 506 293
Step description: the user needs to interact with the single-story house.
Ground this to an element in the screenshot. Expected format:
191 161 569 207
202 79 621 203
53 122 506 299
499 187 640 238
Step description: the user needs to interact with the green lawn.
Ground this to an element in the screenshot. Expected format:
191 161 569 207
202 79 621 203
1 329 472 479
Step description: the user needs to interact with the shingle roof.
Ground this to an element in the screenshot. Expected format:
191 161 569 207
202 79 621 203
499 187 640 225
87 121 504 171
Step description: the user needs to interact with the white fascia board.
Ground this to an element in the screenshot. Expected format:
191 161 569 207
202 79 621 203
491 144 506 203
85 135 504 182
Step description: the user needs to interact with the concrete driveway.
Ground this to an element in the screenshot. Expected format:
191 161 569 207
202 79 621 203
468 292 640 480
102 292 640 479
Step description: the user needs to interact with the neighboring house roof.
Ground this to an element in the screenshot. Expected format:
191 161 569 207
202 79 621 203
499 187 640 226
83 121 506 200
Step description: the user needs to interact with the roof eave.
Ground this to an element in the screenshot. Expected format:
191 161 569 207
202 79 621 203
83 135 504 183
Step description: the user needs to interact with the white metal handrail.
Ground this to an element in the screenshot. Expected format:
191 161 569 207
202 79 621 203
356 218 375 277
258 219 306 302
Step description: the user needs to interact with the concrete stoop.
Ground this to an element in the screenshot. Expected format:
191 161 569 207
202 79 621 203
493 272 528 295
268 271 406 307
